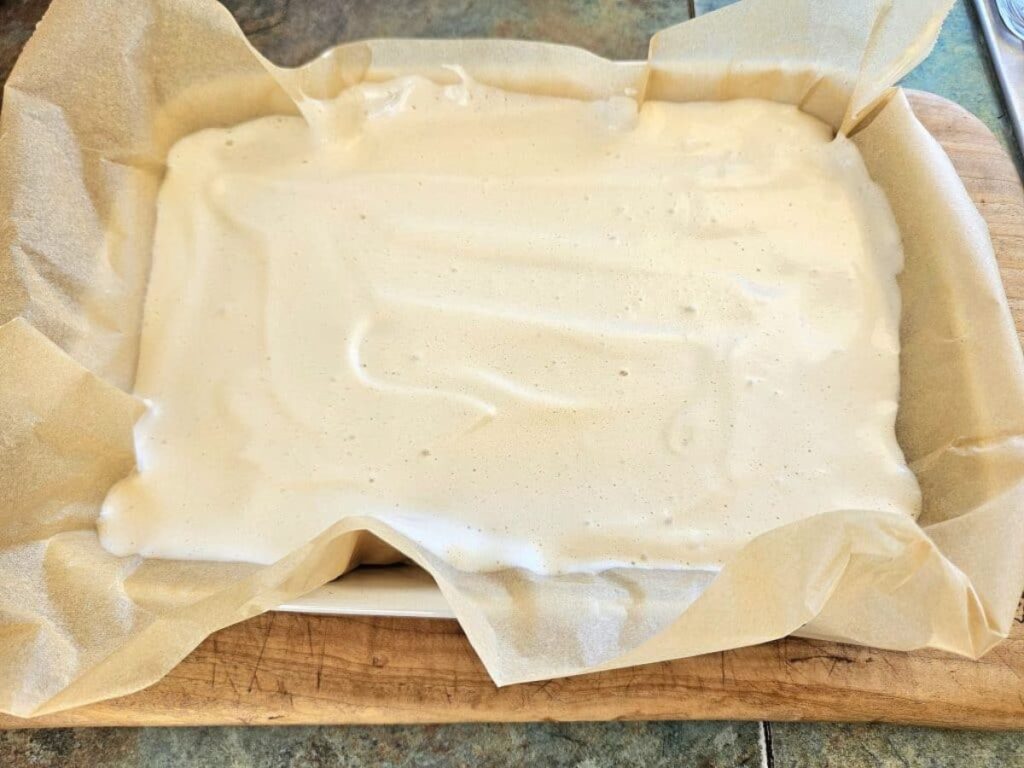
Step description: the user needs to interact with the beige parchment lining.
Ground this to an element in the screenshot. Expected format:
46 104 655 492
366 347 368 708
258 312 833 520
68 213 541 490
2 0 1023 717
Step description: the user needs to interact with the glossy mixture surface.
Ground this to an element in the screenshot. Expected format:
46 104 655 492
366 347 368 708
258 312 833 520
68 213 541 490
98 76 920 572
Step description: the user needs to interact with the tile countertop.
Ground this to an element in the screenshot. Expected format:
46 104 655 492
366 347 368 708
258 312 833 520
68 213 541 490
1 0 1023 766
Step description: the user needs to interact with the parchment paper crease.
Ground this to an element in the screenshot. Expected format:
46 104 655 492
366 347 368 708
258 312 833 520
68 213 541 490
2 0 1023 717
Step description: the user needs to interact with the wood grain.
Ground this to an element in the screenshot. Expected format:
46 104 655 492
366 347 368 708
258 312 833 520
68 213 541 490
4 90 1023 730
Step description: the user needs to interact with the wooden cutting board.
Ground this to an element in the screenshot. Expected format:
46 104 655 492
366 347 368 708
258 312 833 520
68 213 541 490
4 90 1024 730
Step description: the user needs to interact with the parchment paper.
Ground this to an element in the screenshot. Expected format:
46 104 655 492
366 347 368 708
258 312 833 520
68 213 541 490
2 0 1023 717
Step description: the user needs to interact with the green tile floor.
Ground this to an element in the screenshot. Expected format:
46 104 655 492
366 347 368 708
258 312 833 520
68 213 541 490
1 1 1022 765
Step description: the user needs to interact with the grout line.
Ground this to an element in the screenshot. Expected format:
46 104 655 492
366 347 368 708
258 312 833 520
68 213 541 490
760 721 776 768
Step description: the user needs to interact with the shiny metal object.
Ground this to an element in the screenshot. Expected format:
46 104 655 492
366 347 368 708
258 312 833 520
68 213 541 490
997 0 1024 41
974 0 1024 159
